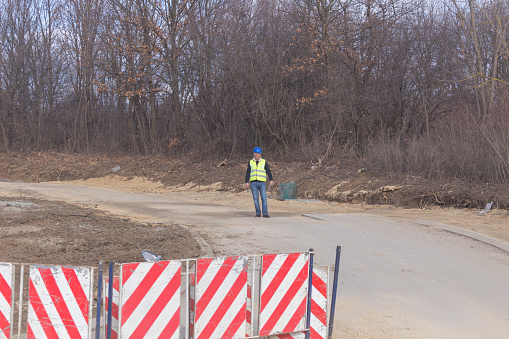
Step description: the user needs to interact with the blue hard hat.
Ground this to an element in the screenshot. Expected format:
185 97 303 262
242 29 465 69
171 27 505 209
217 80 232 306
253 147 262 153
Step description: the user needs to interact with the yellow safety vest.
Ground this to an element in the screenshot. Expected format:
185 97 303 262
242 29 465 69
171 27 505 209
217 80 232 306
250 159 267 182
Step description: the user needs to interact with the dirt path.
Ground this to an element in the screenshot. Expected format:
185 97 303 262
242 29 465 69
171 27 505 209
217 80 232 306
2 175 508 265
47 176 509 245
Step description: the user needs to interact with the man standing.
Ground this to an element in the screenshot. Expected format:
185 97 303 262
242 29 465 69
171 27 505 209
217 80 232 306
245 147 274 218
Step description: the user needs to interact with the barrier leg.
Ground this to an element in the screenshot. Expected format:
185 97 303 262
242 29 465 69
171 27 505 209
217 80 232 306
327 246 341 339
107 261 114 339
305 249 315 339
96 261 103 339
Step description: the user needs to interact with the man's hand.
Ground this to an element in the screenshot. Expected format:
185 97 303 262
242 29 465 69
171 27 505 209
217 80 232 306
245 182 250 189
269 181 274 186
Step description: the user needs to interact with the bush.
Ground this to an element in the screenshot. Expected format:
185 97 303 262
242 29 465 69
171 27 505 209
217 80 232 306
365 108 509 183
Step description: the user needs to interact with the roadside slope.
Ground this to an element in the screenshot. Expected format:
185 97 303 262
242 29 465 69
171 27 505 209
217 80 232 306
1 152 509 211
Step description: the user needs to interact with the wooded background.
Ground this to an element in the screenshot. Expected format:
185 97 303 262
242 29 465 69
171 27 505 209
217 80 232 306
1 0 508 183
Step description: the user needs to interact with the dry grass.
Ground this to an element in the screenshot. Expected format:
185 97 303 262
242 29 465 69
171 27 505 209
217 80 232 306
365 108 509 184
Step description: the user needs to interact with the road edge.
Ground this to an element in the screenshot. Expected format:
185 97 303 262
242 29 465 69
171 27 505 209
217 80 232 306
302 213 509 254
178 224 214 258
416 219 509 253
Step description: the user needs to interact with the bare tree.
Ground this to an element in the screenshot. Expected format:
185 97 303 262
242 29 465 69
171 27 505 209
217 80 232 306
0 0 35 150
0 2 7 150
451 0 509 122
29 0 65 149
154 0 198 148
61 0 104 151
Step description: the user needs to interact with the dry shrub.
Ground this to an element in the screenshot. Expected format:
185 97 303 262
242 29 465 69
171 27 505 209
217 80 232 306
365 105 509 183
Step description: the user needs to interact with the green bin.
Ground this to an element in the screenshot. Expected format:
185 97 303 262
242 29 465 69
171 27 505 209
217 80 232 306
279 182 297 200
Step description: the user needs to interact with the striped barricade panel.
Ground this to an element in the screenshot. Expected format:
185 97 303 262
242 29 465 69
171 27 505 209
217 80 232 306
0 263 14 339
27 265 91 339
246 280 252 337
120 261 181 339
193 256 247 339
245 256 257 337
310 266 329 339
267 265 329 339
259 253 309 337
104 277 120 339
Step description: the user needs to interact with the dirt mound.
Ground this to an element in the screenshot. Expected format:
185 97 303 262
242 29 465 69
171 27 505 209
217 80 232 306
0 152 508 211
0 195 201 266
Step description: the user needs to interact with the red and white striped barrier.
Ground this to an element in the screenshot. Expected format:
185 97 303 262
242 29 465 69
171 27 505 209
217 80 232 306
310 266 329 339
245 255 256 337
267 266 329 339
104 277 120 339
120 261 181 339
0 263 14 339
0 251 333 339
27 265 92 339
192 256 247 339
259 253 309 337
246 280 252 337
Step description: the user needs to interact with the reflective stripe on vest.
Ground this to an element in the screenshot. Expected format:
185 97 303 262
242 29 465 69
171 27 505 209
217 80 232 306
249 159 267 182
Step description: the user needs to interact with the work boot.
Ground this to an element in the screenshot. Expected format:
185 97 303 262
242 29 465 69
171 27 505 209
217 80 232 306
263 214 270 218
255 214 261 217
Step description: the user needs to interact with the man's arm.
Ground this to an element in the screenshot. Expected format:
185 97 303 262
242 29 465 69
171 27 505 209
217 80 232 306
245 163 251 188
265 162 274 186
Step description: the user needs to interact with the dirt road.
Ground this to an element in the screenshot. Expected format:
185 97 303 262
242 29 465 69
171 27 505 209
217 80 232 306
1 177 508 338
